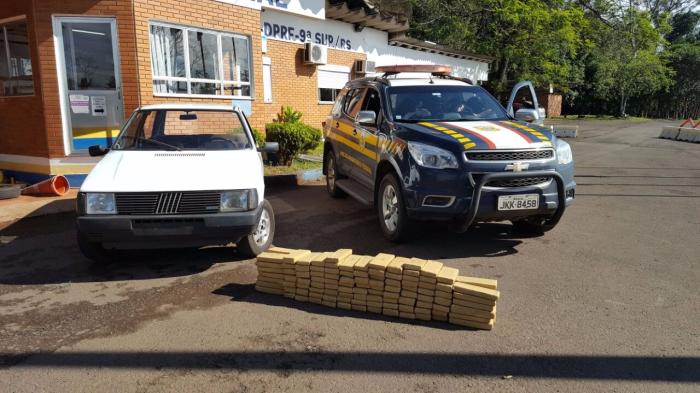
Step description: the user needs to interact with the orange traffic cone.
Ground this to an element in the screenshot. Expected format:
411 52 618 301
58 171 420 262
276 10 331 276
22 175 70 197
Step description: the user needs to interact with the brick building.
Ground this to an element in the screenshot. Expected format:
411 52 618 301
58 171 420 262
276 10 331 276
0 0 492 185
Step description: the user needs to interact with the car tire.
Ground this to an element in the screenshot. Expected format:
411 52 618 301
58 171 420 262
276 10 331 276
512 216 553 235
0 184 21 200
325 150 346 198
237 200 275 258
77 230 116 264
377 172 411 242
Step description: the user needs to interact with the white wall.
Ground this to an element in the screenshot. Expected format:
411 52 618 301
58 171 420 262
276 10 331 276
216 0 325 19
262 10 490 82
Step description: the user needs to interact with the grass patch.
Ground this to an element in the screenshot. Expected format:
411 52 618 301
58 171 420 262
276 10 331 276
304 143 324 157
548 115 651 123
264 159 322 176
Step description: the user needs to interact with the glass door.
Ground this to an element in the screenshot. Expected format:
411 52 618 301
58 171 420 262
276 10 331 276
54 17 123 154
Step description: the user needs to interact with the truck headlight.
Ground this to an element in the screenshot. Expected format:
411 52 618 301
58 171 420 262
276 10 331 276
85 193 117 215
557 142 573 165
407 141 458 169
221 189 258 212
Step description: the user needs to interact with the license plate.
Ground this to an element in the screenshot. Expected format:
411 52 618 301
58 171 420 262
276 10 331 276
497 194 539 211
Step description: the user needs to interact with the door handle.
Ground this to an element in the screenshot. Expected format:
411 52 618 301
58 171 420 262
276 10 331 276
335 121 340 128
353 129 358 136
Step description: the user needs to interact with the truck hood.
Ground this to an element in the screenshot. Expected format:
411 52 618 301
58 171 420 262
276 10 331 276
80 150 264 194
398 120 554 150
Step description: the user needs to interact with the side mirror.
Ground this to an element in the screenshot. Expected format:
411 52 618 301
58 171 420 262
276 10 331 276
88 145 109 157
259 142 279 154
515 108 538 123
356 110 377 127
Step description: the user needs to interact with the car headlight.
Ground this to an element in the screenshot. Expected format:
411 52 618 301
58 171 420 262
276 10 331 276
407 141 459 169
557 141 573 165
85 193 117 215
221 189 258 212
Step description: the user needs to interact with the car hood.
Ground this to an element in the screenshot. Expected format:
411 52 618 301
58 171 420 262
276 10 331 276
80 150 264 194
397 120 554 150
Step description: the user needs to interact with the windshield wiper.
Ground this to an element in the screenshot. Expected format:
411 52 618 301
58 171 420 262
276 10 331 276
120 136 182 151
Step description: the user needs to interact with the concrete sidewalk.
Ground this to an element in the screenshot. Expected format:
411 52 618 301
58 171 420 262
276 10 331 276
0 189 77 224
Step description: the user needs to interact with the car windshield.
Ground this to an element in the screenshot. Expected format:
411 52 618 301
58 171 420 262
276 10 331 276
112 109 252 151
387 85 509 122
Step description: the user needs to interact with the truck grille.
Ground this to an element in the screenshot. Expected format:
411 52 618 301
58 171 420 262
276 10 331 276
465 149 554 161
115 191 221 215
487 177 551 188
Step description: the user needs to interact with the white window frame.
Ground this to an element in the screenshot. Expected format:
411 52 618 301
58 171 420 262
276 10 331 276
317 64 349 105
149 21 253 100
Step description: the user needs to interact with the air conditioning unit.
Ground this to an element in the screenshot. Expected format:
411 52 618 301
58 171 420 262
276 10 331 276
354 60 376 74
304 42 327 65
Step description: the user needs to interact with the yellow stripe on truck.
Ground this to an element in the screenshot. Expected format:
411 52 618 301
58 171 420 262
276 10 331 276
327 130 378 161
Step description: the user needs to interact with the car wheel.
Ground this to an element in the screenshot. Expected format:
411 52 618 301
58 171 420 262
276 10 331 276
237 200 275 258
77 230 116 264
377 173 411 242
512 216 553 235
325 151 346 198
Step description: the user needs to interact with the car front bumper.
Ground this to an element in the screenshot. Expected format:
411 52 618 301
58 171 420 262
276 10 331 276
76 206 262 250
403 166 575 227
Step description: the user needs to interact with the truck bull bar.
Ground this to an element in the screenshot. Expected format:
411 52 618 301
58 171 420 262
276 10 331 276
453 171 566 233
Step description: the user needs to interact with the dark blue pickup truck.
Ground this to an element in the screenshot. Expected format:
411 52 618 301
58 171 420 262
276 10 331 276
322 65 575 241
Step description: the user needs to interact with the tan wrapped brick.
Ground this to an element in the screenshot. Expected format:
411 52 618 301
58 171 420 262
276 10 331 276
453 282 500 301
432 311 449 322
417 294 434 303
383 302 399 310
294 252 318 266
352 287 368 295
433 304 450 313
401 289 418 299
399 297 416 306
449 316 494 330
403 269 420 277
418 276 437 285
366 295 383 303
322 300 337 308
453 292 497 306
367 306 382 314
455 275 498 290
369 279 384 290
368 269 385 280
368 253 395 270
450 304 497 319
453 298 496 311
420 260 444 278
326 249 353 264
402 274 419 282
268 246 295 254
338 254 360 271
338 286 354 294
310 252 328 267
355 278 370 288
354 271 369 278
256 252 286 263
339 277 354 287
404 258 427 271
436 266 459 284
417 287 435 297
367 300 383 309
383 309 399 317
352 304 367 312
383 291 400 300
435 296 452 307
282 249 311 263
295 295 309 302
385 285 401 293
436 283 454 293
387 256 409 274
337 302 352 310
255 285 284 295
386 279 402 287
416 301 433 309
399 312 416 320
353 255 372 272
386 272 403 281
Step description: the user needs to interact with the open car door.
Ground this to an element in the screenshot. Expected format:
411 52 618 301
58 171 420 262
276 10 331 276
506 81 546 126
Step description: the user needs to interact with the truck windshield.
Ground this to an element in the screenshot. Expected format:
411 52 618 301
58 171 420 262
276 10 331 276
112 109 252 151
387 85 509 122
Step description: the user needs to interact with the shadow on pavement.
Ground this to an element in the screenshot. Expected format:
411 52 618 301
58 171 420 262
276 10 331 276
1 349 697 382
0 184 540 285
0 212 248 285
269 184 533 260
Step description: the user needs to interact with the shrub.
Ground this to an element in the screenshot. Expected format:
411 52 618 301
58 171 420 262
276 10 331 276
250 127 266 149
265 122 322 166
276 106 303 124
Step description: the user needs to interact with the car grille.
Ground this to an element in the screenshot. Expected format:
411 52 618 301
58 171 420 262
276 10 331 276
465 149 554 161
115 191 221 215
487 177 551 188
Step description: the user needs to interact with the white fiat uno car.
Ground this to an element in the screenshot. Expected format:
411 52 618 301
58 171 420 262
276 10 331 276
76 104 277 262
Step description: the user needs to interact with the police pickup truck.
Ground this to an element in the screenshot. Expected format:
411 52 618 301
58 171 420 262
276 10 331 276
322 65 575 241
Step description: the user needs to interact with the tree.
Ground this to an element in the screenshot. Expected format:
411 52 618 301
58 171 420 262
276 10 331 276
409 0 590 97
591 7 673 116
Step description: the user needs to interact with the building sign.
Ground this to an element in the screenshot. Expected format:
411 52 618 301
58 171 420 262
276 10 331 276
262 8 378 51
263 21 353 50
214 0 325 19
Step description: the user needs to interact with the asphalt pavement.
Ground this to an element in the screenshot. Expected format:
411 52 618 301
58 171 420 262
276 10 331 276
0 119 698 392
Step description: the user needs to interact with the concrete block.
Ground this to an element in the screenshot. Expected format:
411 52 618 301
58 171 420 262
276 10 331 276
553 125 578 138
677 128 700 142
659 126 680 140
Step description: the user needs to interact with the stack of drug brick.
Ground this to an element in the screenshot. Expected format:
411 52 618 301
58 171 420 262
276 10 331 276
254 248 499 330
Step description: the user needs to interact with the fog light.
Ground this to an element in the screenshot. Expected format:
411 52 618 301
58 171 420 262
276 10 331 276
422 195 455 207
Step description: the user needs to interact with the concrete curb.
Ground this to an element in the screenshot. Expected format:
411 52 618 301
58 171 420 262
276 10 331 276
660 126 700 143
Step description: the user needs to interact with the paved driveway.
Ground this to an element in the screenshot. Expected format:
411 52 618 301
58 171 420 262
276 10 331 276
1 119 698 392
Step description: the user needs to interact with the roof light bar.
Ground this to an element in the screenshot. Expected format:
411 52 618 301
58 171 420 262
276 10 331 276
376 64 453 77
